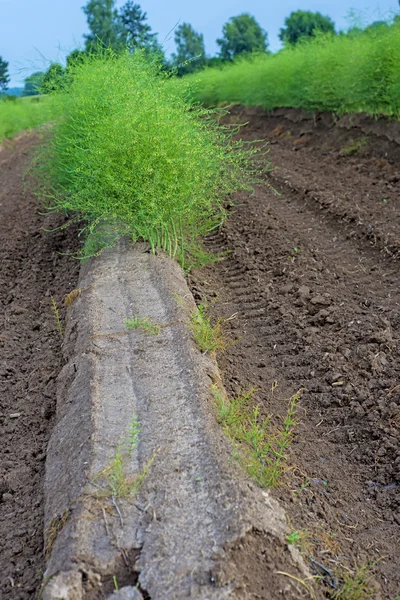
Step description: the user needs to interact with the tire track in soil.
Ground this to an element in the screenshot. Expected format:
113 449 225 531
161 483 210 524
0 135 80 599
189 115 400 599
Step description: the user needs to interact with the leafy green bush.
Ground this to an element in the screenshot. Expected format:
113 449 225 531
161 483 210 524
37 50 256 265
0 95 50 141
190 23 400 118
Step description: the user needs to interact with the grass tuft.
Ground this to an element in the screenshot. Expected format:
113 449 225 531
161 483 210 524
331 564 377 600
93 414 155 499
50 297 64 337
340 137 367 156
125 316 161 336
213 385 301 487
184 242 228 273
190 303 231 353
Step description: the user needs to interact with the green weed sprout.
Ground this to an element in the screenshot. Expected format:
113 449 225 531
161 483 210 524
94 414 155 499
286 530 301 545
50 297 64 337
125 316 161 336
214 385 301 487
190 303 231 353
331 563 377 600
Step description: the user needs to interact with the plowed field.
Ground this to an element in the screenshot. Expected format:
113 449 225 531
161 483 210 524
0 136 79 599
1 109 399 599
189 108 400 599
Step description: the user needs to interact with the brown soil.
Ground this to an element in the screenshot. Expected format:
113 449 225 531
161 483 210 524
0 136 80 599
2 112 400 599
189 108 400 599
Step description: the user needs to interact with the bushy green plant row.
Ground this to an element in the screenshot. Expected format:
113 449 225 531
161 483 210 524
0 95 50 141
189 25 400 118
36 50 257 266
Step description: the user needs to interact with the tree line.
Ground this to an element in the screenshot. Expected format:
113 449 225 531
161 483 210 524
1 0 399 96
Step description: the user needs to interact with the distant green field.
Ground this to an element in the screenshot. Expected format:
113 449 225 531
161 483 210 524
189 24 400 118
0 96 50 141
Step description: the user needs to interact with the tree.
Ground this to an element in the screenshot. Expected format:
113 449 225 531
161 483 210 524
0 57 10 92
365 20 389 32
172 23 206 75
82 0 161 56
217 14 268 61
83 0 119 51
279 10 335 45
116 1 155 49
206 56 225 69
66 49 87 69
42 63 66 93
23 71 44 96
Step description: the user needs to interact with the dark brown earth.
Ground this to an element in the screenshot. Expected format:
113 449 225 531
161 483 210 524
189 108 400 599
1 112 400 600
0 135 80 599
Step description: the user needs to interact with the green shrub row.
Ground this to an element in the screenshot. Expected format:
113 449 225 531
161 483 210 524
36 50 258 266
0 95 50 141
189 25 400 118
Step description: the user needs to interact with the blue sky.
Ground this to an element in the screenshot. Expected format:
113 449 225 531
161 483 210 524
1 0 399 87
